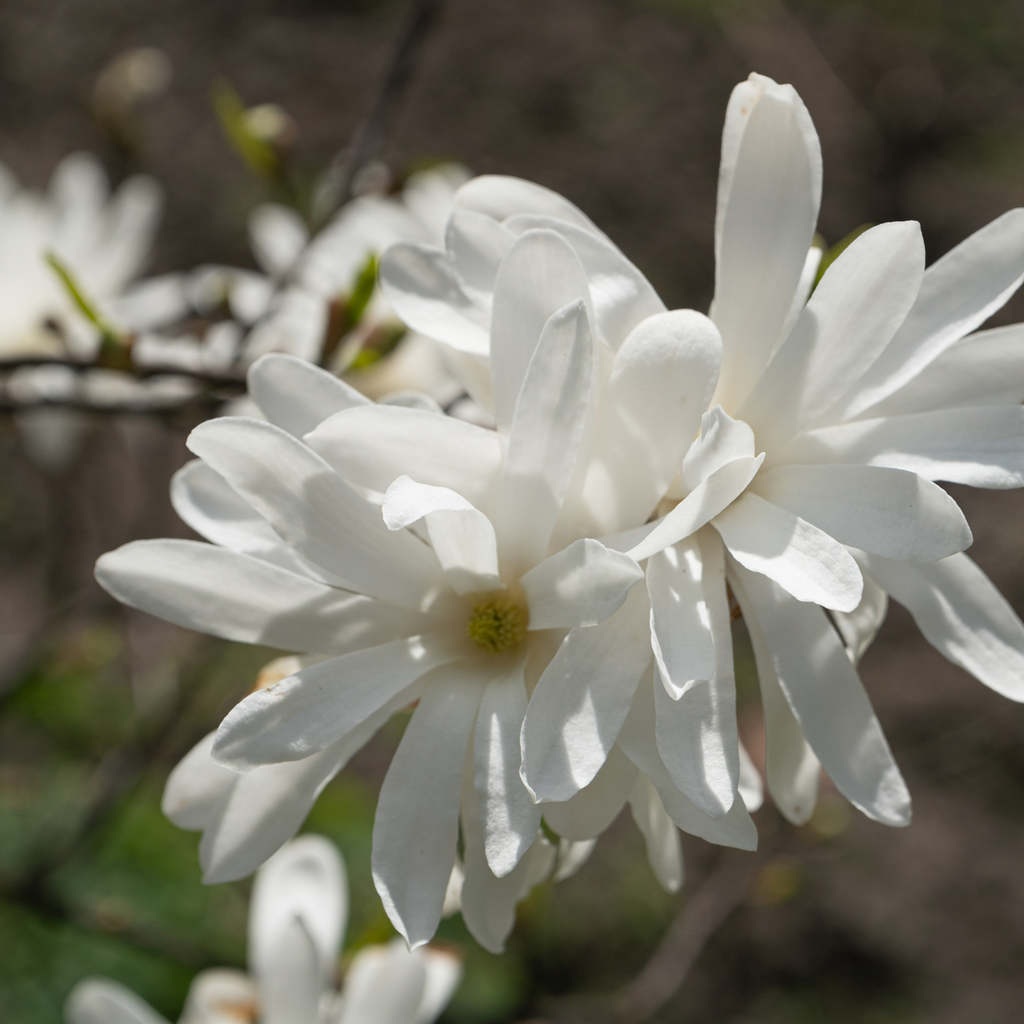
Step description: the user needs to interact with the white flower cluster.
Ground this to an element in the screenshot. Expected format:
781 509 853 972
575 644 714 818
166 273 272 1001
96 71 1024 953
65 835 461 1024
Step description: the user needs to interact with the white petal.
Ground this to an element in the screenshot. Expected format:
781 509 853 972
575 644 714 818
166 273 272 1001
490 230 591 433
729 567 820 824
212 634 465 770
65 980 170 1024
413 949 464 1024
681 405 756 491
259 918 321 1024
616 669 758 850
187 417 451 608
738 222 925 450
779 405 1024 489
445 207 516 299
647 538 716 699
305 404 502 513
497 298 594 568
540 743 637 840
161 732 235 830
383 477 502 595
521 582 652 802
378 242 490 355
837 208 1024 420
714 491 863 612
581 310 722 534
738 741 765 813
520 538 642 630
249 203 309 277
777 245 823 347
866 323 1024 417
503 214 666 349
623 455 764 563
752 464 972 562
339 940 428 1024
179 971 258 1024
455 175 607 238
473 656 540 877
552 838 597 882
712 78 822 409
247 353 369 438
654 528 739 817
832 569 889 666
728 558 910 826
859 551 1024 702
96 540 433 654
250 835 345 987
373 665 483 948
628 774 684 893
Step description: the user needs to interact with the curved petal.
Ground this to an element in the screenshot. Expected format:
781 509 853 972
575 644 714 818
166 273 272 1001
520 538 642 630
714 491 863 611
445 207 515 299
540 743 637 840
305 404 502 513
414 949 464 1024
738 741 765 813
96 540 433 654
250 835 345 987
213 634 465 769
249 204 309 277
628 774 684 893
739 222 925 450
521 582 652 802
832 570 889 666
187 417 452 608
752 464 972 562
779 406 1024 489
65 980 170 1024
179 971 258 1024
859 551 1024 702
259 918 321 1024
712 78 822 409
373 664 484 948
728 558 910 826
681 405 757 491
161 732 235 830
339 940 428 1024
247 353 369 437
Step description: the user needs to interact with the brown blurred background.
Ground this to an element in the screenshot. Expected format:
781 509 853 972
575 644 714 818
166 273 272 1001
2 1 1024 1022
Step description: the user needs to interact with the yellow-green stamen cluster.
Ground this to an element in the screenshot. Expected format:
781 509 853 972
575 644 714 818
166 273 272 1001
467 596 527 653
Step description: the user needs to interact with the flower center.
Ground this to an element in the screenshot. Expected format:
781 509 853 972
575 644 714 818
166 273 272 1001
467 596 527 653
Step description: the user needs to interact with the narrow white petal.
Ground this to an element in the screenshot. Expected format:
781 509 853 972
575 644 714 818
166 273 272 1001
413 949 464 1024
628 774 684 893
490 230 591 433
776 245 823 347
455 175 607 238
838 208 1024 420
339 940 428 1024
728 558 910 826
179 971 257 1024
250 835 345 987
712 79 822 409
833 570 889 666
714 492 864 612
616 669 757 850
503 214 666 349
729 567 819 824
552 838 597 882
738 741 765 813
681 405 756 491
378 242 490 355
752 464 972 562
581 310 722 533
65 980 170 1024
259 918 321 1024
859 551 1024 702
247 353 368 438
778 406 1024 489
739 222 925 450
520 583 652 802
521 538 642 630
373 666 483 948
383 477 502 595
212 635 465 770
541 743 637 840
187 417 452 608
161 733 235 830
306 404 502 513
249 203 308 276
445 207 515 299
624 455 764 563
473 657 541 877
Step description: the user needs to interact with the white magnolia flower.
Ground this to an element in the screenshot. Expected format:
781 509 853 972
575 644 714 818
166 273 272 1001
97 219 763 949
379 72 1024 831
0 152 160 359
64 834 461 1024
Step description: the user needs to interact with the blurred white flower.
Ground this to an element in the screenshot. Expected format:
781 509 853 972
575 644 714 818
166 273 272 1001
380 72 1024 831
96 220 759 950
64 835 461 1024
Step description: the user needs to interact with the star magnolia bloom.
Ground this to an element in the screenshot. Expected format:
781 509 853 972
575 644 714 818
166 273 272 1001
97 221 763 950
64 835 461 1024
380 72 1024 831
